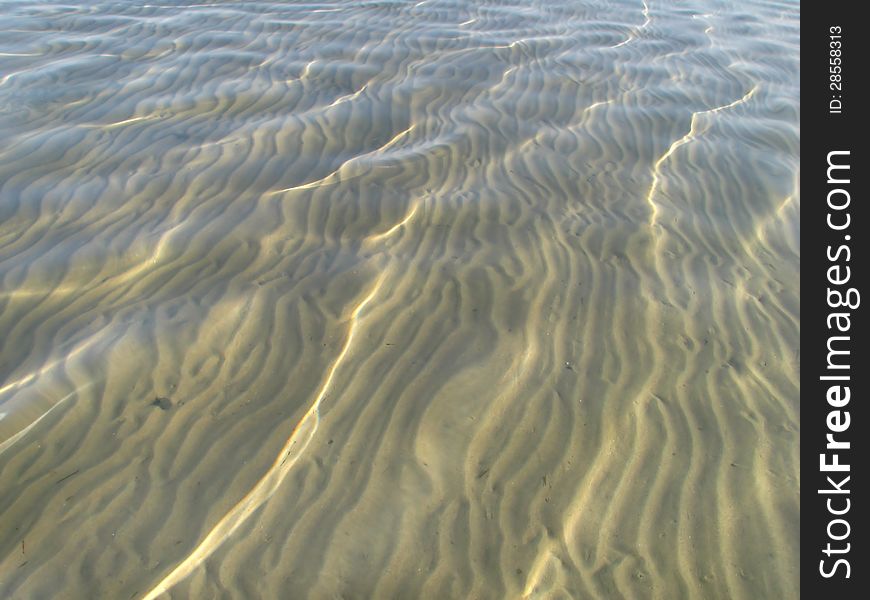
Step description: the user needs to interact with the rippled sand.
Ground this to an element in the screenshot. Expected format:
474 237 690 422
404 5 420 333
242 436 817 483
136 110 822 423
0 1 799 598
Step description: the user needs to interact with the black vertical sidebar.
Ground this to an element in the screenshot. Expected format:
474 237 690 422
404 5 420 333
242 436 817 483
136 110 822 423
803 2 867 597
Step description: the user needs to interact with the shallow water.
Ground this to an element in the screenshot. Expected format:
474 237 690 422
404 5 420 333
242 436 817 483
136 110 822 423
0 1 799 598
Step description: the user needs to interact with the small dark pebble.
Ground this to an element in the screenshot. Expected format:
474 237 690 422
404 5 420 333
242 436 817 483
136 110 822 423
151 397 172 410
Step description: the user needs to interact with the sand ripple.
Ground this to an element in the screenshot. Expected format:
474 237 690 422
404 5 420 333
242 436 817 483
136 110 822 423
0 1 799 598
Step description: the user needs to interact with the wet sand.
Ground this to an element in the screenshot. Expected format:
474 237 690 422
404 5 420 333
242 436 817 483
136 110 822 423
0 0 799 598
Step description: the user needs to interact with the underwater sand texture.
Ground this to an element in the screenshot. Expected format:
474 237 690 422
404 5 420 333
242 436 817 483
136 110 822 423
0 0 798 598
